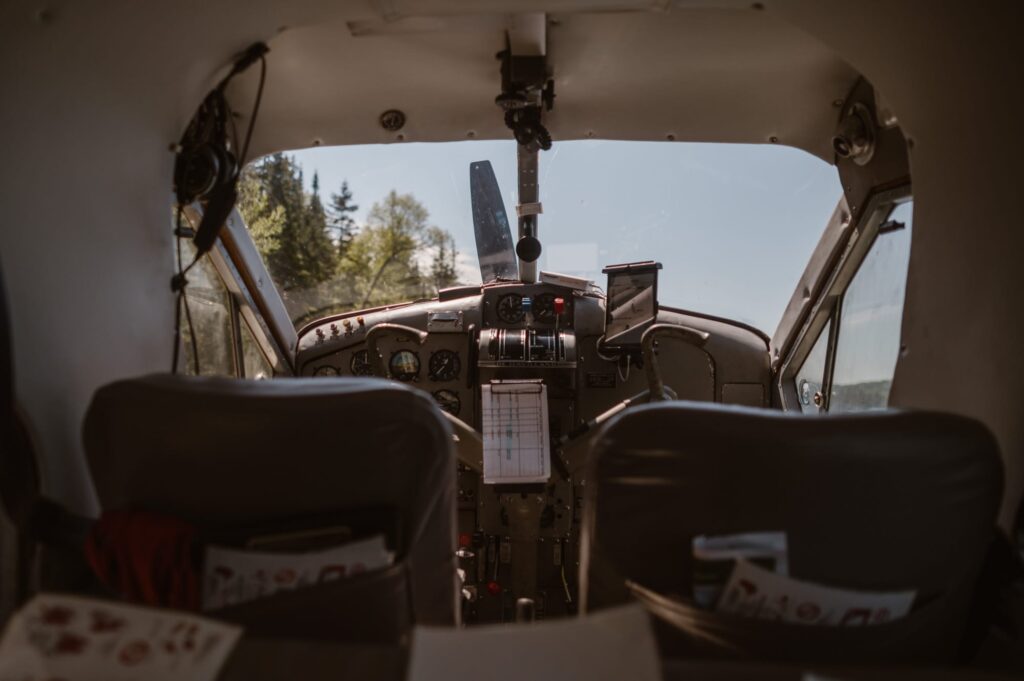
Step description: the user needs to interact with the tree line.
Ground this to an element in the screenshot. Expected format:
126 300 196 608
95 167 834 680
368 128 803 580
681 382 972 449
237 153 459 326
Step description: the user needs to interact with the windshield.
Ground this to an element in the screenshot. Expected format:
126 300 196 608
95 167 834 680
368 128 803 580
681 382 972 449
238 140 841 334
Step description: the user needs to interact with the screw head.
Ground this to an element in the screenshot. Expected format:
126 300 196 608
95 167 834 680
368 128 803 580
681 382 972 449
379 109 406 132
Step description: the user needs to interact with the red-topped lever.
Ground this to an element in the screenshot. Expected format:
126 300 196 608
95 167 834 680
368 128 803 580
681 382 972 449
553 297 565 317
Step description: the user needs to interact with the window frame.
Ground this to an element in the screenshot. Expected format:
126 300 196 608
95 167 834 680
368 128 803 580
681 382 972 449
775 185 911 412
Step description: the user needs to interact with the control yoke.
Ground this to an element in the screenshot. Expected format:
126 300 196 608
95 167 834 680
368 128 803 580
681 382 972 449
364 323 428 378
640 324 711 401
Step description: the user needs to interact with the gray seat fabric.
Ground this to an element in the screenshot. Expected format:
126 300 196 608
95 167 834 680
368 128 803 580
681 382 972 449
580 402 1003 664
83 374 458 638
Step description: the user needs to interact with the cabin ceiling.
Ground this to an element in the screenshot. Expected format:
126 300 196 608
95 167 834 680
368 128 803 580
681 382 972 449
229 2 857 160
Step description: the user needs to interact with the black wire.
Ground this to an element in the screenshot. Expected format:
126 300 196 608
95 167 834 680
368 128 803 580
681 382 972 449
236 55 266 172
227 98 241 160
170 49 266 376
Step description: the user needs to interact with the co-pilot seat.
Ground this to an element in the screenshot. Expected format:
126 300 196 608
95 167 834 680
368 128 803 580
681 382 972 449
580 402 1003 664
83 374 458 641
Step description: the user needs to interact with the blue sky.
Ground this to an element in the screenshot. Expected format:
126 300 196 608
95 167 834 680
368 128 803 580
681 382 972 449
291 140 841 336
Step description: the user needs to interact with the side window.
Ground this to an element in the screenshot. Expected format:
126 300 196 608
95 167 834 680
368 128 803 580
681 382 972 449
177 233 277 379
240 320 273 379
789 200 912 413
829 202 912 411
180 242 236 377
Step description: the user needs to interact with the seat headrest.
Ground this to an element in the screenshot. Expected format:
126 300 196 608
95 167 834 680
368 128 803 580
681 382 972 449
83 374 453 526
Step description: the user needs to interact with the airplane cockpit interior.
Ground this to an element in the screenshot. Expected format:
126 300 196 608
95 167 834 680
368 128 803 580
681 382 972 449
1 2 1023 680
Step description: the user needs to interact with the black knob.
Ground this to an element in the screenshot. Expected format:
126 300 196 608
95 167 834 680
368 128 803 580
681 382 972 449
516 235 542 262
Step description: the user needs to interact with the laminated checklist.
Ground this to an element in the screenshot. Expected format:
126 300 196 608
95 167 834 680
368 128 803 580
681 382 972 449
481 380 551 484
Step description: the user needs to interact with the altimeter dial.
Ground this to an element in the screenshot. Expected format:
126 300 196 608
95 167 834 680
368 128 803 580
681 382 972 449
428 349 461 382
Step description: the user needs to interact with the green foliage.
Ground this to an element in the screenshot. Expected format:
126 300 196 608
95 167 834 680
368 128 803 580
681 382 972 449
426 226 458 292
242 154 335 290
237 158 460 327
237 172 285 260
341 190 432 308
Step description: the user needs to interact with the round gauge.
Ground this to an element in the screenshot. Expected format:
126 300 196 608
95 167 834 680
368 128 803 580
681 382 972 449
428 349 461 382
496 293 524 324
313 365 339 377
350 349 372 376
432 389 461 417
533 293 558 322
388 350 420 381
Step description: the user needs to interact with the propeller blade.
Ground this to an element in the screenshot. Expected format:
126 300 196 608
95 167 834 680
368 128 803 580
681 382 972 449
470 160 519 283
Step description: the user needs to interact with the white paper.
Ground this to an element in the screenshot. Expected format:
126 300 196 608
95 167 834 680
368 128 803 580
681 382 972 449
481 381 551 484
202 534 394 611
691 531 788 608
408 604 660 681
0 593 241 681
717 559 915 626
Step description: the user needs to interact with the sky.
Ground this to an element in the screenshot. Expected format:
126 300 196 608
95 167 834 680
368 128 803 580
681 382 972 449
290 139 842 336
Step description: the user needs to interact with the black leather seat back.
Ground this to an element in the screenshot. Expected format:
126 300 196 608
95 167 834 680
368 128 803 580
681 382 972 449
581 402 1003 662
84 374 458 635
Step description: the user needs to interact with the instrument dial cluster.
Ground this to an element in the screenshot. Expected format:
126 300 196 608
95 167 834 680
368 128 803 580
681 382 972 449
485 285 574 329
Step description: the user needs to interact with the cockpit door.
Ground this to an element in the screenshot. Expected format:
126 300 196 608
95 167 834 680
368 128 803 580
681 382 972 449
771 190 913 413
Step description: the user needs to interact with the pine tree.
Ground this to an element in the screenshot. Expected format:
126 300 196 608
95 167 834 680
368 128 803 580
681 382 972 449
245 155 337 291
304 171 336 283
328 180 359 259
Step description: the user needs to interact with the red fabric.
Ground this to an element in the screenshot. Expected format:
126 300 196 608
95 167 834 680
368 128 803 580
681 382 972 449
84 509 201 611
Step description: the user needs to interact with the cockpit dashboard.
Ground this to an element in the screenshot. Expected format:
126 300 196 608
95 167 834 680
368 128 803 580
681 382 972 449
294 270 770 623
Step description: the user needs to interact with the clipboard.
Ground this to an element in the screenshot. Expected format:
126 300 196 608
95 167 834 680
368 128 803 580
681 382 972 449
481 380 551 484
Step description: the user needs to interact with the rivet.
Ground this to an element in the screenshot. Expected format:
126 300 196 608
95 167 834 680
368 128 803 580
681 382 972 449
769 136 779 144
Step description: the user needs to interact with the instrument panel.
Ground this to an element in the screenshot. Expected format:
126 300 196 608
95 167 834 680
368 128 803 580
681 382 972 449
293 279 771 623
299 283 589 422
